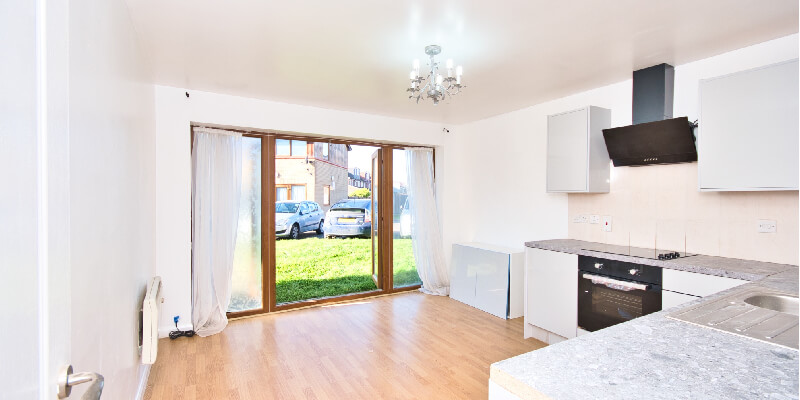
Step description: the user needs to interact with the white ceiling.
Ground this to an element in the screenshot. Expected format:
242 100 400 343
125 0 798 124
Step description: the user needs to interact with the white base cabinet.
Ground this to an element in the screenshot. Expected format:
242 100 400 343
525 248 577 341
662 290 700 309
663 269 747 297
662 269 748 309
489 381 523 400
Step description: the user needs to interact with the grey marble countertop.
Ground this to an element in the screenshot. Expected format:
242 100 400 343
525 239 795 281
492 240 799 400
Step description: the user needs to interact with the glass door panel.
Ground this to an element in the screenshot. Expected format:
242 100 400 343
274 141 380 304
229 136 263 312
392 148 421 288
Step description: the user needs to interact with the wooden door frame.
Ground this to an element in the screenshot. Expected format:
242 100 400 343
370 149 382 289
190 126 426 318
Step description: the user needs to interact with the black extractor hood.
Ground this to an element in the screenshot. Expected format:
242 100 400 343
602 63 697 167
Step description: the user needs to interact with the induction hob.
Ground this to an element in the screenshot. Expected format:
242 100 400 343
580 243 697 260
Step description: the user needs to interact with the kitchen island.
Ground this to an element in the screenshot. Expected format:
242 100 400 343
490 239 799 400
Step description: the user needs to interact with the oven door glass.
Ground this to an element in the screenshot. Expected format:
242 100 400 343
578 273 662 332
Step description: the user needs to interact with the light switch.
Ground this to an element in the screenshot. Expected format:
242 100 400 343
590 215 600 224
601 216 612 232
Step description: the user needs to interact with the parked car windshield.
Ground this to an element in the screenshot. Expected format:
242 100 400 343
331 199 371 210
275 202 299 213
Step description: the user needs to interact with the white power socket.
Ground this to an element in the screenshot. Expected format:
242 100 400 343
757 219 777 233
572 215 589 223
590 215 600 224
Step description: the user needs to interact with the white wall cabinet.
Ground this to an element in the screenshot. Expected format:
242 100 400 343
525 248 577 340
450 243 524 319
698 59 799 191
546 106 611 193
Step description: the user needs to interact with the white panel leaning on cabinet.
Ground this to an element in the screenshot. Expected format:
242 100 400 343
698 59 799 191
546 106 611 193
524 248 578 343
450 243 524 320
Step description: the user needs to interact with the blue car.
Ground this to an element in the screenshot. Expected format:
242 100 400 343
323 199 372 238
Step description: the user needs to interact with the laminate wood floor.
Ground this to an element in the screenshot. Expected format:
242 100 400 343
144 292 546 400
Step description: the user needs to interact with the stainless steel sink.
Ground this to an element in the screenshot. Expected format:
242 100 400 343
744 294 799 316
669 288 799 349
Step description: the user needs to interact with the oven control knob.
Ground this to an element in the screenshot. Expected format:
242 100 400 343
629 269 640 276
594 263 604 269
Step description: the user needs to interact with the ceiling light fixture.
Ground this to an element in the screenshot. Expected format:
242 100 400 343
407 45 465 105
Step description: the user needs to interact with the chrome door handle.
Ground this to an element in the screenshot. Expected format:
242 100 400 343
58 365 104 399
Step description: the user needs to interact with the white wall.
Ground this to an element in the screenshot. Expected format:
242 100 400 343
443 34 799 267
154 86 446 335
569 34 799 265
2 1 70 397
0 1 42 397
440 79 633 254
69 0 156 398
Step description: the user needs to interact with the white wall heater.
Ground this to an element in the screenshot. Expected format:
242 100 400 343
140 276 163 364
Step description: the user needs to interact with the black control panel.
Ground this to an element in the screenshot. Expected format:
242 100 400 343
578 256 662 285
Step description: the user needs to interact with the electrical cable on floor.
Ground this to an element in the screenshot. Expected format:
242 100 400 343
169 315 196 340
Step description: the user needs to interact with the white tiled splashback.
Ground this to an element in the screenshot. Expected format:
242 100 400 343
568 163 799 265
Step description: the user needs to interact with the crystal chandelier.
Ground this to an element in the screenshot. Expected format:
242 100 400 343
407 45 465 105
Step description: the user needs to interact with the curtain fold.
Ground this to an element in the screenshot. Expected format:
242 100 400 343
191 128 242 337
405 148 449 296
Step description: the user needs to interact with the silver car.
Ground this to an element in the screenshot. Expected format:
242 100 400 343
275 200 324 239
323 199 372 238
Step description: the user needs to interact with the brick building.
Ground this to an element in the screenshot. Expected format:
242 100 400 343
275 139 349 213
348 167 371 195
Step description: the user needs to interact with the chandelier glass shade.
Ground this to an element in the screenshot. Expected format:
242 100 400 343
407 45 465 105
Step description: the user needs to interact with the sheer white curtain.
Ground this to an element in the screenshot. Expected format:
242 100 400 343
405 148 449 296
191 127 242 336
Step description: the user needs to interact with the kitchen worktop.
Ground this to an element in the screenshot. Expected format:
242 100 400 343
491 240 799 400
525 239 794 281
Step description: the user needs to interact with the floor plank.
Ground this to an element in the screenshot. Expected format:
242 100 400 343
145 292 546 399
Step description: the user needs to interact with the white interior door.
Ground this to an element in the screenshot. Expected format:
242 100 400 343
1 1 72 398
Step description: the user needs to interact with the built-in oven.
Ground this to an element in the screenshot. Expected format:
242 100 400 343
578 256 662 332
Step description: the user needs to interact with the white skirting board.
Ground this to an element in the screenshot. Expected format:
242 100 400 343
135 364 151 400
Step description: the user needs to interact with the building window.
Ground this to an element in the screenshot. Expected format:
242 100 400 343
276 139 307 157
291 184 306 200
276 184 306 200
291 140 306 157
276 186 288 201
323 185 330 205
276 139 291 156
322 143 329 160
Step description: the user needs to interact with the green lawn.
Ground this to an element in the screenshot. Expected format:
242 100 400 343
275 237 420 304
229 237 421 309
